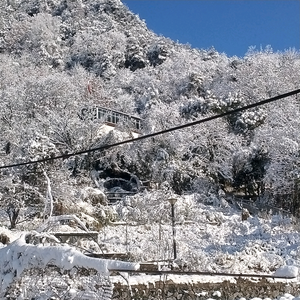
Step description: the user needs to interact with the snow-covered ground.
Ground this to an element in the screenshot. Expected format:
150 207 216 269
1 193 300 299
100 194 300 275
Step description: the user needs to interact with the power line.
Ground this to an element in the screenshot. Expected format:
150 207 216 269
1 88 300 170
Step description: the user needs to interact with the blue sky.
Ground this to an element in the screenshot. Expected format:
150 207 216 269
122 0 300 58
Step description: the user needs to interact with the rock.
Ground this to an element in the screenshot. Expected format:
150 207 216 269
241 208 250 221
82 187 107 205
0 233 10 244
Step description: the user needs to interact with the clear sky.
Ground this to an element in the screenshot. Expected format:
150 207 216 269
122 0 300 58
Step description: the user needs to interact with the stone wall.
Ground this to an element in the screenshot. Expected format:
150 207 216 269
112 277 300 300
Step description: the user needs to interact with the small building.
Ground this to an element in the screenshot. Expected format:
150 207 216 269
81 106 142 132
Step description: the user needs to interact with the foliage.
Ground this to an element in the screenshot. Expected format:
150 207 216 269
0 1 300 298
0 0 300 224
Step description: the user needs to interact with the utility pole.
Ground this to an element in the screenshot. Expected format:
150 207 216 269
168 198 177 260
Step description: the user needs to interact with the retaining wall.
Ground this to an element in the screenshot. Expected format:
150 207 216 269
112 277 300 300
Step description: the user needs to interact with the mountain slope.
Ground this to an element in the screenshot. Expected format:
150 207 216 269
1 1 300 298
0 0 300 233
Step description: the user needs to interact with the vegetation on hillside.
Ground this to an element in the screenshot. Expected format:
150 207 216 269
0 0 300 228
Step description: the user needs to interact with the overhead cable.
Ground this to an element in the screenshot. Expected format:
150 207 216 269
0 88 299 170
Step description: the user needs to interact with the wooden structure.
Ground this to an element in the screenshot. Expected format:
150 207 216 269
105 191 136 204
50 231 98 243
85 252 130 261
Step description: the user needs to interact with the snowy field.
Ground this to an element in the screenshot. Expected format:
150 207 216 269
1 193 300 299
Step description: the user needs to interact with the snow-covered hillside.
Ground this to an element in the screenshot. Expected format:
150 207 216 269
1 192 300 299
0 0 300 298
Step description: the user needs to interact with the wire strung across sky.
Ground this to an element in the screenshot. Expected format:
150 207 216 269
1 88 300 170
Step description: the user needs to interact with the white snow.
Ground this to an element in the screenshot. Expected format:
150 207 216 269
0 234 139 297
274 265 299 278
1 194 300 299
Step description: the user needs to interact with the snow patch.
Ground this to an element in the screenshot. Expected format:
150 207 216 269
0 234 139 296
274 265 298 278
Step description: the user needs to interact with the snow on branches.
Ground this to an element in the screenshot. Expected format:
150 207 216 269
0 234 139 298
